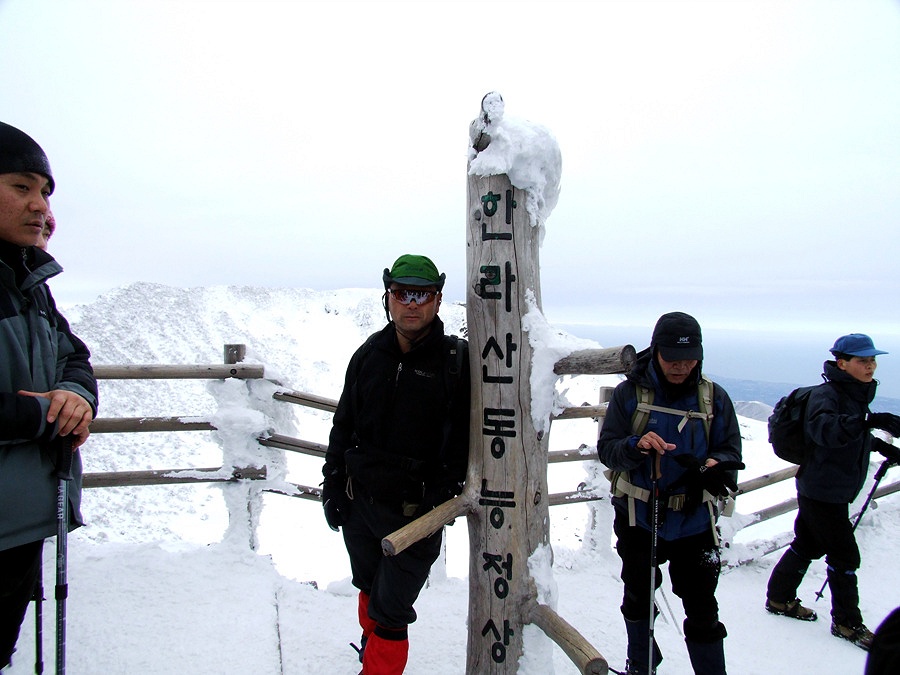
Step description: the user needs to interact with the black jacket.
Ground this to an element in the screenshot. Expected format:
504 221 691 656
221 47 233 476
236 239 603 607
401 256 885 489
325 316 469 506
798 361 876 503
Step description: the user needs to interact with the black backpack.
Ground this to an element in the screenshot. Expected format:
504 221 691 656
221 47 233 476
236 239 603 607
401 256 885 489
767 385 820 465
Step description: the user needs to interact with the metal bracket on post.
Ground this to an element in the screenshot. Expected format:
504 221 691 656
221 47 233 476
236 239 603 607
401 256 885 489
224 344 246 365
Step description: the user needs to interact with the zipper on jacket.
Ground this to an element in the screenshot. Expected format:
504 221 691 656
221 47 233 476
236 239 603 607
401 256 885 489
389 362 403 407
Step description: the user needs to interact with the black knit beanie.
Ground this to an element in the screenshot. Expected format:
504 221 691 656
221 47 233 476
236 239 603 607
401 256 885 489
0 121 55 194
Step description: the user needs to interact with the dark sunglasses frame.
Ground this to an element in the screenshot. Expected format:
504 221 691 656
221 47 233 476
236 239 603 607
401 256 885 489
387 288 438 305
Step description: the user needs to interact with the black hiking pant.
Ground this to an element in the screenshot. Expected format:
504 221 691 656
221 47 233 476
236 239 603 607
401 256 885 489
342 480 442 629
767 495 862 626
0 539 43 667
614 511 725 642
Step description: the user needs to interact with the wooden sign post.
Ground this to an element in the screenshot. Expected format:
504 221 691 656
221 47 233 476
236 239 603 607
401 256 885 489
382 95 608 674
462 98 608 673
465 169 547 670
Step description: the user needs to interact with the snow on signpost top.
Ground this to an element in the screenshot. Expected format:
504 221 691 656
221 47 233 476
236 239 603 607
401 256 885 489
468 93 593 434
467 92 562 244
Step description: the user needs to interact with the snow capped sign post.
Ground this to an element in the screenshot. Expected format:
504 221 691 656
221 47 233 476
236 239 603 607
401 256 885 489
382 93 608 674
463 94 605 674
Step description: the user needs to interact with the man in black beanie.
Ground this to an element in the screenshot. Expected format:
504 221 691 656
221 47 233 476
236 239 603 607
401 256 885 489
599 311 743 675
0 121 97 669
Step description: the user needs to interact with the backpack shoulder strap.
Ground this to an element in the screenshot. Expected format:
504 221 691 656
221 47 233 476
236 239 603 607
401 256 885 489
437 335 467 466
446 335 465 377
630 383 654 436
443 335 466 397
632 377 715 436
697 374 713 439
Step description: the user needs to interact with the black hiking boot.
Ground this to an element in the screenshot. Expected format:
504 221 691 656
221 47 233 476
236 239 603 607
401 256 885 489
831 622 874 650
765 597 818 621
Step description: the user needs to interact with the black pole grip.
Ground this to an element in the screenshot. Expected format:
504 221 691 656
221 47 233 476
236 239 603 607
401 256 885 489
55 436 75 481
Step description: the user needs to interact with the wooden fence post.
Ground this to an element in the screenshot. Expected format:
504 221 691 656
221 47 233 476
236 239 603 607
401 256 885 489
216 343 265 550
583 386 616 557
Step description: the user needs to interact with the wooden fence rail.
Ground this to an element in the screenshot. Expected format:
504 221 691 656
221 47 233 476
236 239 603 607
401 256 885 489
733 466 798 496
91 417 215 433
87 349 900 532
751 479 900 525
86 347 267 488
84 466 266 488
272 390 338 412
93 364 265 380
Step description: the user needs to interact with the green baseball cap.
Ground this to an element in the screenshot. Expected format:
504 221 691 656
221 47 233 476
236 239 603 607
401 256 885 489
383 254 446 290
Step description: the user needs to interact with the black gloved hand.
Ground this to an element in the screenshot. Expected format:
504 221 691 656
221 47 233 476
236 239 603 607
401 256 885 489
668 454 705 514
872 437 900 466
321 464 349 532
670 455 746 514
866 412 900 437
696 461 745 497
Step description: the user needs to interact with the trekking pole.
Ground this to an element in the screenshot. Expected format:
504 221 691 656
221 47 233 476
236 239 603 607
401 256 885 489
647 452 662 675
814 458 892 601
55 436 75 675
34 557 44 674
658 587 683 637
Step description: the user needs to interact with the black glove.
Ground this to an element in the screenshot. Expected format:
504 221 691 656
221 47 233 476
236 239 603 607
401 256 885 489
872 437 900 465
321 464 349 532
866 412 900 437
670 455 746 514
697 461 745 497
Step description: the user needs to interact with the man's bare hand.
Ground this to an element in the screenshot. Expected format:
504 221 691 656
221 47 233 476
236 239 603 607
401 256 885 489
18 389 93 445
636 431 676 455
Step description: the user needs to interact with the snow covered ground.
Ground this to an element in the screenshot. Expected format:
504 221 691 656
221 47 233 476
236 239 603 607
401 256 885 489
6 283 899 674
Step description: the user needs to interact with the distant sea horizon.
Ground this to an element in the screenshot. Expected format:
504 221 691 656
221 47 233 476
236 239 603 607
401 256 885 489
559 323 900 415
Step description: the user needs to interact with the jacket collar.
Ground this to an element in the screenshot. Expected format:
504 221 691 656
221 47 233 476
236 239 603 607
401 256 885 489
824 360 877 405
0 240 61 291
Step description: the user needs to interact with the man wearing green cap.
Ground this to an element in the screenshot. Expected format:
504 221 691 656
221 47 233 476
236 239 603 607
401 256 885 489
322 254 469 674
0 121 98 668
766 334 900 651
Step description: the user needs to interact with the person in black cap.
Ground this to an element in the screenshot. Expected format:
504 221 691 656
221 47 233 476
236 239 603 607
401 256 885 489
598 311 743 675
0 122 97 668
765 333 900 651
321 254 469 674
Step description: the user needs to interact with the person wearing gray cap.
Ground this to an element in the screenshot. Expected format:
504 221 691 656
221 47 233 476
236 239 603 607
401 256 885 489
765 333 900 651
0 121 97 669
598 312 743 675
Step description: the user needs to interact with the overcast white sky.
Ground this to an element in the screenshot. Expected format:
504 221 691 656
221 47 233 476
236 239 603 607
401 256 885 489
2 0 899 336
